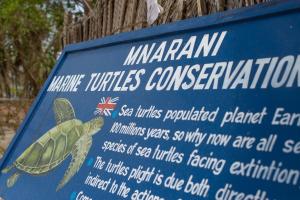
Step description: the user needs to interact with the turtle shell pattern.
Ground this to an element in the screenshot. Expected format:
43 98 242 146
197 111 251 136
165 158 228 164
14 119 83 175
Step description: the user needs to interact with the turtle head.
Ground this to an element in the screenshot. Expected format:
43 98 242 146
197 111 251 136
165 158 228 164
84 117 104 136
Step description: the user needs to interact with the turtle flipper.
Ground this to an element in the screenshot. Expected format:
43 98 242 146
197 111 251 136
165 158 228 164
7 172 20 188
53 98 76 125
1 165 14 174
56 134 92 191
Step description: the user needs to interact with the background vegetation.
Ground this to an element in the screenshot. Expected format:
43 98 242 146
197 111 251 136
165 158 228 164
0 0 91 98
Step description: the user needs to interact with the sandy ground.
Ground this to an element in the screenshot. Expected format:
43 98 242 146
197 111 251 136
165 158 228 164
0 100 32 158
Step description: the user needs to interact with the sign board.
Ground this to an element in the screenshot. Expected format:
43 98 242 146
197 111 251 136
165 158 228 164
1 1 300 199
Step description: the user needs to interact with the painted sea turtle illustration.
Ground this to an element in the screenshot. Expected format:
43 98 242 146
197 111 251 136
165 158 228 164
1 98 104 191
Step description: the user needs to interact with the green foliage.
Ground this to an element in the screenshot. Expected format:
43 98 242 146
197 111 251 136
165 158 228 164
1 0 49 31
0 0 72 98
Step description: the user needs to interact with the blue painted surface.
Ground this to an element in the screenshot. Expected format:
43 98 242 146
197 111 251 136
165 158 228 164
0 0 300 199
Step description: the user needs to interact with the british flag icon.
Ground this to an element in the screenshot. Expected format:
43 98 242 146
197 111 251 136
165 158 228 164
94 97 119 116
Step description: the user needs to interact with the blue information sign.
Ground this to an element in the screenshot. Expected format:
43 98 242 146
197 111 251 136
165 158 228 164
1 1 300 199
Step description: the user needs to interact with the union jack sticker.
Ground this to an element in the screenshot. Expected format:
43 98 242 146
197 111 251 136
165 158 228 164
94 97 119 116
